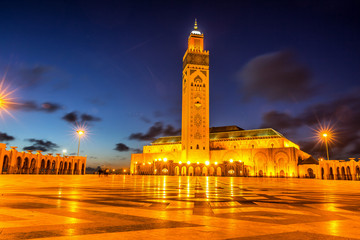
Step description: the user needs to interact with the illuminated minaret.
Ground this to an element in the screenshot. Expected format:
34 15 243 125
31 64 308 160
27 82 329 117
181 19 210 163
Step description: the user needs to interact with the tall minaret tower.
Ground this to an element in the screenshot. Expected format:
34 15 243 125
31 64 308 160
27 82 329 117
181 20 210 163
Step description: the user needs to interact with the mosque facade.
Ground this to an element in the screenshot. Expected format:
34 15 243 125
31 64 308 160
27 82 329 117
130 21 359 179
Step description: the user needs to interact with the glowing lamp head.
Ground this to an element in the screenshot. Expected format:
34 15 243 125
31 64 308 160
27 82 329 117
205 161 209 166
239 160 242 162
215 162 218 165
179 161 182 164
197 162 199 165
62 149 67 153
187 161 190 165
229 159 233 163
163 158 167 162
77 130 84 136
323 133 328 137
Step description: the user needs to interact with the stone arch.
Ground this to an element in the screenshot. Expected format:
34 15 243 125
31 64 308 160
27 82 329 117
267 139 278 148
356 166 360 181
341 167 346 180
45 160 51 174
181 166 186 176
307 168 315 178
329 167 334 180
161 167 168 175
209 167 215 176
22 157 29 174
59 161 64 174
188 166 194 176
254 152 267 176
74 162 78 175
81 163 85 175
336 167 341 180
40 159 46 174
195 166 201 176
29 158 36 174
321 167 325 179
346 166 352 180
202 166 208 176
2 155 10 173
175 166 179 176
259 170 264 177
64 162 68 174
280 170 285 178
68 162 72 174
275 151 289 177
16 157 22 174
221 150 241 163
216 167 222 176
51 160 56 174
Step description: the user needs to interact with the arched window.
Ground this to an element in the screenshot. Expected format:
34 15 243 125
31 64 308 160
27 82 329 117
196 144 199 149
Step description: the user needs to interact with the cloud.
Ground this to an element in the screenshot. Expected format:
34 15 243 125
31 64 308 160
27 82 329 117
239 50 315 102
23 139 59 152
18 65 52 88
62 112 78 123
129 122 180 141
62 112 101 123
163 124 181 136
81 114 101 122
260 90 360 159
0 132 15 141
260 111 301 131
114 143 130 152
41 102 62 112
11 101 62 113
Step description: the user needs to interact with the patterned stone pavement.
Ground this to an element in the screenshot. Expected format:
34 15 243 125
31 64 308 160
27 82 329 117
1 175 360 239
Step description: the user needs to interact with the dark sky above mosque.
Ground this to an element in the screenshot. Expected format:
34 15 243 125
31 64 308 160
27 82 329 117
0 0 359 167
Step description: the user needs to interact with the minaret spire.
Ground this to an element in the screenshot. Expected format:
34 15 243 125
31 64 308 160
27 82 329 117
194 18 198 30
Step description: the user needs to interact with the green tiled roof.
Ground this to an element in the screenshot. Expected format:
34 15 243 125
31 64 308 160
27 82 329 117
151 127 284 144
151 136 181 144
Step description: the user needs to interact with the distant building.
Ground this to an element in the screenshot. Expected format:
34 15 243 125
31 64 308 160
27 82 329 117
0 143 86 175
130 21 360 180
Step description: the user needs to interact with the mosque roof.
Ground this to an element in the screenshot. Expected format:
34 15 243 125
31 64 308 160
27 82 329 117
151 127 284 145
299 156 319 165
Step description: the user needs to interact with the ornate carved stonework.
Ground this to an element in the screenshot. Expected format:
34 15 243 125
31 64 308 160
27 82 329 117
183 53 209 69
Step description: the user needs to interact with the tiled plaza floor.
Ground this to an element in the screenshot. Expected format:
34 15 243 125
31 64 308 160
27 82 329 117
1 175 360 239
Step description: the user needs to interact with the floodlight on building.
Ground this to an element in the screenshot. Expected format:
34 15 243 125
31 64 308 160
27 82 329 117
187 161 190 165
230 159 233 163
164 158 168 162
215 162 218 165
205 161 209 166
179 161 182 164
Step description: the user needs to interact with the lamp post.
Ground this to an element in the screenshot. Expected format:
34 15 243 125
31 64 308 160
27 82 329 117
323 133 330 161
76 130 84 156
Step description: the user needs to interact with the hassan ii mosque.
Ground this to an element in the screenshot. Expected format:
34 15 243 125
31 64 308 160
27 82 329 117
131 21 360 180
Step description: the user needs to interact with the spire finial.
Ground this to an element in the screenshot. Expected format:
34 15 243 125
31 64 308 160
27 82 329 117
194 18 198 30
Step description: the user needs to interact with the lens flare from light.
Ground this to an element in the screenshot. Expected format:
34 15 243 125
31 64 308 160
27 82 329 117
0 74 18 120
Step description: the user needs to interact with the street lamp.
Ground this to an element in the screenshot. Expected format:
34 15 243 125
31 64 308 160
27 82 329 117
62 149 67 157
76 130 84 156
322 133 330 160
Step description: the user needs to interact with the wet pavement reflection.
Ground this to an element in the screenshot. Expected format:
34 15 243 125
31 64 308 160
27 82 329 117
1 175 360 239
